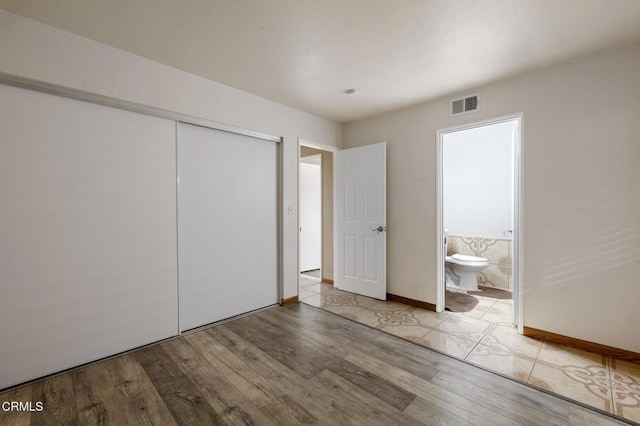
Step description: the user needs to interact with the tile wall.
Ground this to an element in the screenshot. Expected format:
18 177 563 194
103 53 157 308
447 235 512 290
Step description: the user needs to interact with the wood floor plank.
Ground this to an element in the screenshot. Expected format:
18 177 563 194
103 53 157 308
163 336 277 425
404 396 473 426
429 369 557 425
260 394 318 425
432 368 571 425
312 369 422 426
0 385 33 426
275 304 449 379
568 404 628 425
72 362 132 425
258 307 418 411
223 313 333 380
104 354 177 426
30 374 78 426
209 325 381 425
342 351 520 425
212 325 339 423
133 345 224 425
185 330 325 425
185 330 282 407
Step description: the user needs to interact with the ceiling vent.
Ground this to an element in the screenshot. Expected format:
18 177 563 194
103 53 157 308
451 95 479 115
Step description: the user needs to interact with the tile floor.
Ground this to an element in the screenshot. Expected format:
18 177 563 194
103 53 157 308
299 274 640 424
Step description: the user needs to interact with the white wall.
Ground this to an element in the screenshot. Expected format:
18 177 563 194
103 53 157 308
0 10 342 300
344 42 640 352
443 120 514 238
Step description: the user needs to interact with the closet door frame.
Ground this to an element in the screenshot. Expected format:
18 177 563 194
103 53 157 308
0 72 284 388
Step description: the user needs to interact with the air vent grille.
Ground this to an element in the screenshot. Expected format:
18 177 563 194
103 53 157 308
452 99 465 115
451 95 479 115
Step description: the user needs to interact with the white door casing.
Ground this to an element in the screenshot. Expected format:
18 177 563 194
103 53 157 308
334 142 387 299
436 114 522 331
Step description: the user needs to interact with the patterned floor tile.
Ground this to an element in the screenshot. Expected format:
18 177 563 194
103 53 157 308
530 343 613 412
351 309 385 328
321 291 361 307
467 343 535 382
435 314 492 343
368 300 413 311
352 293 380 308
299 288 318 300
373 308 431 328
536 343 606 368
304 283 336 294
300 275 320 288
322 304 364 318
528 362 613 412
459 297 497 319
610 359 640 422
479 300 514 323
300 293 323 307
480 323 542 359
410 308 451 328
381 324 431 342
416 329 477 359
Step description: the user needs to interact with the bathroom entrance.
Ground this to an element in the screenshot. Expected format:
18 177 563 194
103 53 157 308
436 115 522 330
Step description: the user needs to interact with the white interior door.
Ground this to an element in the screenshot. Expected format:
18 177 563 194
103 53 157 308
177 123 278 332
299 156 322 272
334 142 386 299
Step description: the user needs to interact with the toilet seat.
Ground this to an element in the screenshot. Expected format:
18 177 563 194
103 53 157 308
446 253 489 266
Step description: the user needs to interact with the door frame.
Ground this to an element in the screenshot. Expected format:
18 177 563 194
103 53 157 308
297 138 337 291
436 113 524 333
299 153 322 273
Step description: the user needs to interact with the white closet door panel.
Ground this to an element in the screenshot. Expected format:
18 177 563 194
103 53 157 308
0 84 178 389
178 123 278 331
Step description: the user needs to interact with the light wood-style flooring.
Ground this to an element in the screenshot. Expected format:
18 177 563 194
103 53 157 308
0 303 629 425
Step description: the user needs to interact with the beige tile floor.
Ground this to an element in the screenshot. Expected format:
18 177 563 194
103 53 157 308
298 274 640 424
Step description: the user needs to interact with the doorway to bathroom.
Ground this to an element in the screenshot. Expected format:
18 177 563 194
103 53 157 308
436 114 522 331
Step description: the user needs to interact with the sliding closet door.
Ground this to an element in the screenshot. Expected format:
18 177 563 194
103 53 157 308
178 123 278 331
0 84 178 389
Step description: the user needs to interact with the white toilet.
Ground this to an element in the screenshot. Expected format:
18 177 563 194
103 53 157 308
445 254 489 291
444 229 489 291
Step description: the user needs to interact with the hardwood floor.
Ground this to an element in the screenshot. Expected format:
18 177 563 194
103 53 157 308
0 304 630 425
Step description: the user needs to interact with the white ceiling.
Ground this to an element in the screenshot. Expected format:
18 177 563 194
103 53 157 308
2 0 640 123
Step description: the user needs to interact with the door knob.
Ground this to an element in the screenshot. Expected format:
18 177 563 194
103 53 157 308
371 226 386 233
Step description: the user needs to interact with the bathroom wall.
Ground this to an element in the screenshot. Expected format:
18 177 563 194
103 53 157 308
343 42 640 353
443 121 514 238
447 235 512 290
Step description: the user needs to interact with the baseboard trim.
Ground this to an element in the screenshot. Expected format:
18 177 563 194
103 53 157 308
523 327 640 364
321 278 334 285
387 293 436 312
280 296 299 306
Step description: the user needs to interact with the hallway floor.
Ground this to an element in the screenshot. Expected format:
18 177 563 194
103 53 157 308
299 275 640 424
